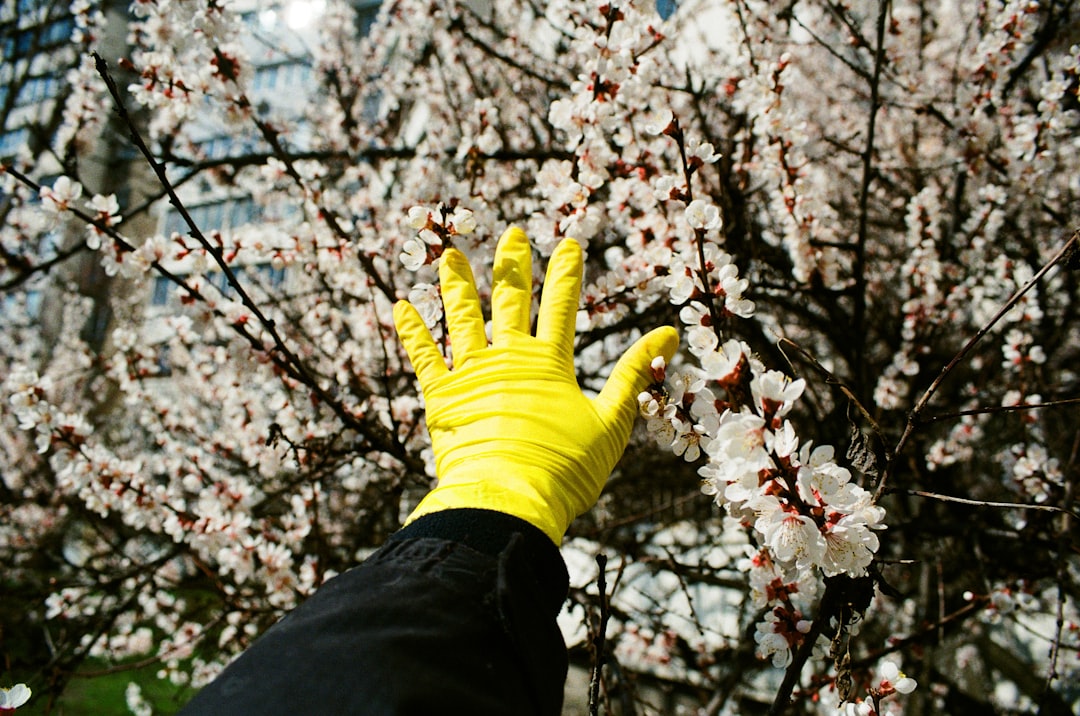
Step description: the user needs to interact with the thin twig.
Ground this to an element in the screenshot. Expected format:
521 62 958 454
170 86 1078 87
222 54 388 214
777 336 892 461
1042 429 1079 706
589 553 611 716
918 397 1080 424
885 488 1079 519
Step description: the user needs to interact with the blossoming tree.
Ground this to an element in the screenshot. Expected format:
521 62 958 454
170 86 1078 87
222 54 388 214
1 0 1078 714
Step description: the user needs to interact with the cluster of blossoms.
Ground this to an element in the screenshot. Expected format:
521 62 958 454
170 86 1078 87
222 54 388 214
632 92 885 672
823 661 917 716
39 175 123 251
125 0 251 134
7 367 92 455
640 321 886 669
400 203 477 271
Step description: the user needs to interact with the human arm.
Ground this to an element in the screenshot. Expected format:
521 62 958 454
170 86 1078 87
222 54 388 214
179 226 677 715
178 509 568 716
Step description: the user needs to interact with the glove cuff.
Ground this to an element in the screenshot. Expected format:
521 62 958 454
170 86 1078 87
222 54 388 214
392 508 569 615
404 465 578 545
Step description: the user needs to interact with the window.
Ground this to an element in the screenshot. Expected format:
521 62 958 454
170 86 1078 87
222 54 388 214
163 201 233 237
150 263 285 310
162 209 190 238
197 134 261 160
255 263 286 288
41 16 74 45
228 198 261 228
208 269 235 297
0 128 30 159
151 276 172 306
355 0 380 36
161 195 292 237
252 62 313 94
2 289 42 320
16 74 61 105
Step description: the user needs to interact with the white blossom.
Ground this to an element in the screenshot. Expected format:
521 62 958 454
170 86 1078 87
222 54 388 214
0 684 31 710
684 199 721 230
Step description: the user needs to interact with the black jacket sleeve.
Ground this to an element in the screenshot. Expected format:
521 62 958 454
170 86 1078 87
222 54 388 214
178 509 570 716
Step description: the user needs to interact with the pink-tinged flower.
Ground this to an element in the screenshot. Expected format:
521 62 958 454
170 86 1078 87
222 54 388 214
712 457 764 503
0 683 31 711
649 355 668 383
879 660 917 694
644 108 674 135
652 174 682 202
797 456 851 505
766 420 799 459
406 205 433 230
760 511 827 570
820 519 879 576
84 193 121 250
685 199 721 230
754 619 793 668
399 237 428 271
714 263 754 317
701 339 747 383
686 137 720 165
407 283 442 328
684 324 719 358
753 607 811 668
751 371 805 419
663 265 700 304
88 193 120 224
638 390 662 417
705 410 768 461
448 207 476 235
679 300 710 328
666 367 707 406
548 98 584 143
839 702 873 716
671 417 705 462
40 176 83 213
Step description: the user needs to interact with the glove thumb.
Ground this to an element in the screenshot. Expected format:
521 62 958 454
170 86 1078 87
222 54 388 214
593 325 679 433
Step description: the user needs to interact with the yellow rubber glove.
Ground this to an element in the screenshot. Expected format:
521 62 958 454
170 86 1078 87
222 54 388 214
393 226 679 544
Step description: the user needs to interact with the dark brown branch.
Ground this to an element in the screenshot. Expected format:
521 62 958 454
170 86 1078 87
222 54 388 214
588 553 611 716
851 0 890 403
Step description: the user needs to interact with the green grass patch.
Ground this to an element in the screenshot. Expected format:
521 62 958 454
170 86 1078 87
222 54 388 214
16 660 196 716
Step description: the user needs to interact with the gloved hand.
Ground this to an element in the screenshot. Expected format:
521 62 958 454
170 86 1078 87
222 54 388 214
393 226 679 544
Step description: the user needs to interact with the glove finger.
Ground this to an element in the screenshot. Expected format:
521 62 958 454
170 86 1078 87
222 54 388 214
490 226 533 343
439 247 488 365
536 238 583 354
393 300 449 387
594 326 680 429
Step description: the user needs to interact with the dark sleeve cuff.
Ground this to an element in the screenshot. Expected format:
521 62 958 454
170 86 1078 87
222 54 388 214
390 508 569 616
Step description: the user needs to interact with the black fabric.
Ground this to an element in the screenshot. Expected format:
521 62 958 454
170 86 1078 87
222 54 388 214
178 509 570 715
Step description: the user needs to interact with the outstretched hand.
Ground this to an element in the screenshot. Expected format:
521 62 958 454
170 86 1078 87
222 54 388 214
393 226 679 544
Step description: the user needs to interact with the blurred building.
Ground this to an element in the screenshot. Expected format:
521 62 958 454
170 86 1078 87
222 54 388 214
0 0 77 160
2 0 380 347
